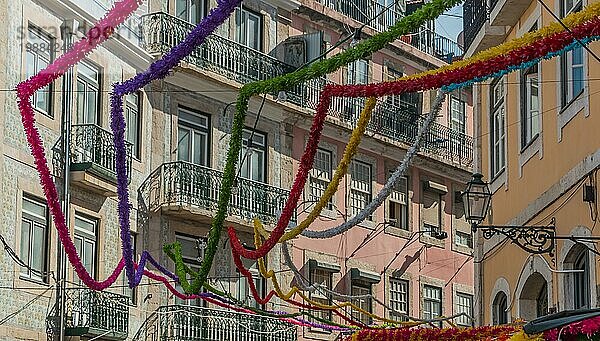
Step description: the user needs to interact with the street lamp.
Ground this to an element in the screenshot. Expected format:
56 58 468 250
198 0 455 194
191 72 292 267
462 173 556 255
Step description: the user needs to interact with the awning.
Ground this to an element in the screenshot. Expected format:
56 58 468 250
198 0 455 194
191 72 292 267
523 308 600 335
424 180 448 194
350 268 381 283
308 259 341 273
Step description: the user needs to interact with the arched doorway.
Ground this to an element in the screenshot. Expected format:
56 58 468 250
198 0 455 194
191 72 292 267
492 292 508 325
564 244 591 309
518 272 548 321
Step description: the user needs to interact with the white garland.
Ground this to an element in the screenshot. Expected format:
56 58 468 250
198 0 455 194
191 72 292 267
301 90 447 239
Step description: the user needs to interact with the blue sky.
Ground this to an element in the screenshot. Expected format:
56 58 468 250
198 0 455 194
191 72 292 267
435 4 463 42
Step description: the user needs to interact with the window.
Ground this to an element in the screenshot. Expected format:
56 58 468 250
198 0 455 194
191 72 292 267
125 93 141 159
175 0 207 23
388 174 408 230
455 231 473 248
121 233 137 305
310 148 333 210
350 160 372 219
561 0 584 106
352 282 373 325
175 234 206 307
348 59 369 85
26 27 53 116
573 250 590 309
422 285 442 327
422 188 442 235
20 196 49 282
490 78 506 176
389 279 409 321
309 268 333 325
235 7 262 51
178 108 210 166
76 61 100 125
492 291 508 325
74 214 98 281
239 129 266 182
455 292 473 326
450 97 466 134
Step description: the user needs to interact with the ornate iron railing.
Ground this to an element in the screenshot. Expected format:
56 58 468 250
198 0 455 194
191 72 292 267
132 305 297 341
463 0 489 51
316 0 404 32
141 12 295 85
139 12 472 165
139 161 294 225
69 124 133 182
46 288 129 340
407 27 463 62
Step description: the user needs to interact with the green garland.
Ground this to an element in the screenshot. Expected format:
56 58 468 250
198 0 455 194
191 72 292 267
170 0 464 294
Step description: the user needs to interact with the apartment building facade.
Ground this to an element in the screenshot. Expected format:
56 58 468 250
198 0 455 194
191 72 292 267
0 0 473 340
464 0 600 326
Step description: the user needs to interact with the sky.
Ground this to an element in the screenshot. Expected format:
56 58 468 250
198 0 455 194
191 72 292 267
435 4 464 44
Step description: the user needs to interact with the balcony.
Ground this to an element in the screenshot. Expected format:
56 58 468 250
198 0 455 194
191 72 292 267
488 0 531 27
140 12 472 166
132 305 297 341
53 124 133 196
47 289 130 340
463 0 508 56
139 161 294 225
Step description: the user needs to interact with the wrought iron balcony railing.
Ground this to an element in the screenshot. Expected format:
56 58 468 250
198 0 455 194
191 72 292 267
139 161 294 225
47 288 130 340
132 305 297 341
463 0 489 51
69 124 133 182
140 12 472 166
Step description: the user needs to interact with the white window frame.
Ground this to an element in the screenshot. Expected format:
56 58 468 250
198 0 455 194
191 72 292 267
310 148 333 210
26 26 53 117
235 6 263 51
309 267 334 328
389 278 409 321
175 0 207 23
125 92 141 159
522 69 540 147
351 282 373 325
350 160 373 219
455 231 473 248
239 129 267 183
450 96 466 135
20 196 49 282
422 285 442 327
455 292 473 326
75 61 100 125
560 0 585 106
490 78 506 176
177 108 210 166
388 174 409 230
74 214 98 281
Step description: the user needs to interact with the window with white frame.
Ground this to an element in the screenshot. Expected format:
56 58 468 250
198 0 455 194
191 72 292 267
20 195 49 282
175 0 207 23
521 62 540 147
450 96 466 135
239 129 266 183
348 59 369 85
26 26 53 116
175 234 207 307
389 278 409 321
125 92 141 159
74 214 98 281
350 160 372 219
235 6 262 51
352 282 373 325
490 78 506 176
455 231 473 248
76 61 100 125
422 285 442 327
177 108 210 166
309 268 333 326
561 0 584 106
310 148 333 210
422 188 442 235
388 174 409 230
455 292 473 326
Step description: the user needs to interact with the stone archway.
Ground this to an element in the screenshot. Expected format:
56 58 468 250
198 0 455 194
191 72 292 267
518 272 548 321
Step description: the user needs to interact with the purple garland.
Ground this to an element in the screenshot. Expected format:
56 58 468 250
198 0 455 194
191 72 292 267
110 0 243 288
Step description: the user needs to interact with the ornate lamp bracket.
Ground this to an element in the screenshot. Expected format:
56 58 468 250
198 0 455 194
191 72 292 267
475 219 556 255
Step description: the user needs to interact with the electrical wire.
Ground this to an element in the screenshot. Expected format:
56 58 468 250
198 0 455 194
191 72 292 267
0 285 54 326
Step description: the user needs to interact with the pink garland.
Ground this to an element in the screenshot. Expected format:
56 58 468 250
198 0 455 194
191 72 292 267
16 0 142 290
544 316 600 340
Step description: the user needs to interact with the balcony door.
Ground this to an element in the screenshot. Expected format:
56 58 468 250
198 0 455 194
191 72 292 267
73 61 101 167
175 0 207 24
235 129 268 218
176 108 213 207
235 6 262 80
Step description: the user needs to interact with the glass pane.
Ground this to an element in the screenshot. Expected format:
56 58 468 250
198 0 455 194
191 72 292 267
31 224 44 272
76 81 86 124
78 62 98 82
83 240 95 274
23 198 46 219
26 51 35 79
86 88 98 124
178 127 191 162
572 66 584 96
20 221 31 266
193 131 206 166
75 216 95 234
248 14 260 50
251 151 264 181
176 0 188 20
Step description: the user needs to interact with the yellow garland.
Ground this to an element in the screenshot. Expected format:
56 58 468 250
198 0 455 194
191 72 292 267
252 2 600 246
253 218 422 326
508 330 545 341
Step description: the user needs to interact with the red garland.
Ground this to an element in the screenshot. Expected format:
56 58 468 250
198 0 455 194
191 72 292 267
346 325 519 341
544 316 600 340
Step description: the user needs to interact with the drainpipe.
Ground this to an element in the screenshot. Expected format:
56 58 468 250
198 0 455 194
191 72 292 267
57 18 78 341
